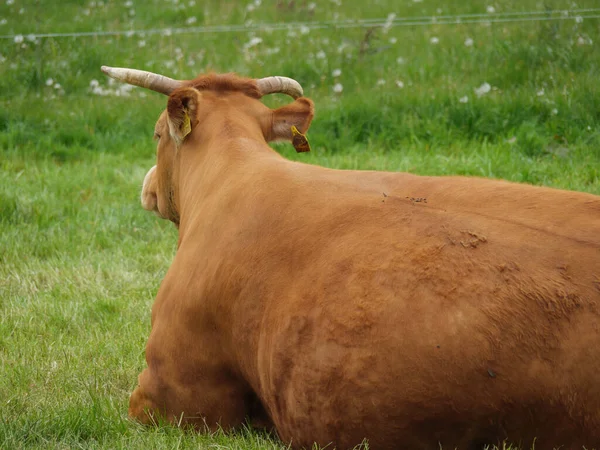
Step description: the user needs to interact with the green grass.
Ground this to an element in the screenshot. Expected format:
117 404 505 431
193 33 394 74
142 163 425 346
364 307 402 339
1 0 599 448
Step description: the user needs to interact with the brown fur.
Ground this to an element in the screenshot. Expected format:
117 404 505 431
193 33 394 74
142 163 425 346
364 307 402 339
184 72 262 99
129 72 600 450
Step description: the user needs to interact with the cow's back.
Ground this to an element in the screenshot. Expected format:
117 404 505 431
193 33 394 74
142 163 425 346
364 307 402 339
246 165 600 449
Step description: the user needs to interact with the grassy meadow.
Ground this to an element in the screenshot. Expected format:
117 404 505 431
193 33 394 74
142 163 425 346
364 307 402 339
1 0 599 448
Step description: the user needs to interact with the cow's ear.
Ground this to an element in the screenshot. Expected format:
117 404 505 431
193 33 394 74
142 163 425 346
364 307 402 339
269 98 314 150
167 88 199 147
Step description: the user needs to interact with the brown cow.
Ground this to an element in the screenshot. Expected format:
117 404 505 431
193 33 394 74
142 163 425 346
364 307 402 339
103 65 600 450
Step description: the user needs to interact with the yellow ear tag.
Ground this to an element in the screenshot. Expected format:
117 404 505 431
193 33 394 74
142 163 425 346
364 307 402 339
291 125 311 153
181 111 192 138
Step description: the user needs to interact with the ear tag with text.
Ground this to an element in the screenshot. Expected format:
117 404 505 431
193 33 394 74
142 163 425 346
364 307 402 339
291 125 311 153
181 111 192 138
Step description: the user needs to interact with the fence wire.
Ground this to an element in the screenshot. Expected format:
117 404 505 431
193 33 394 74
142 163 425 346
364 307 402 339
1 8 599 40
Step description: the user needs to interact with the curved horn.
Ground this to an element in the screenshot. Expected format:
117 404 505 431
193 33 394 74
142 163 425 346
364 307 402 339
101 66 183 95
256 76 304 99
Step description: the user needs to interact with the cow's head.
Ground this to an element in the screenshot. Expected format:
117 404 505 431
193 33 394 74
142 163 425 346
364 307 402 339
101 66 314 226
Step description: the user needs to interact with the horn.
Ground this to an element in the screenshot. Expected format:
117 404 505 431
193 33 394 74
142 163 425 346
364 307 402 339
101 66 183 95
256 76 304 99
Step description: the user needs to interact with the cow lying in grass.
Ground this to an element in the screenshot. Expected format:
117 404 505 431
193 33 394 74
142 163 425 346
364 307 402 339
103 65 600 450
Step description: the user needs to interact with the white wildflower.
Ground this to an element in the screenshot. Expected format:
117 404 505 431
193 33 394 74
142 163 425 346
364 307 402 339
332 83 343 93
90 79 99 88
246 3 255 12
395 80 404 88
118 84 134 96
0 19 7 25
163 28 172 36
551 108 558 115
459 96 469 103
138 39 146 47
188 0 195 5
464 37 474 47
474 82 491 97
396 56 405 64
577 36 592 45
186 16 197 25
389 37 397 44
575 16 583 23
45 78 54 86
376 79 386 86
129 8 135 16
7 0 14 4
486 5 495 13
316 50 326 59
308 2 316 10
507 136 517 144
0 54 5 63
125 0 133 6
244 36 262 49
412 0 422 3
430 36 439 44
537 88 544 97
382 13 395 33
332 68 341 77
126 30 135 37
300 25 310 35
14 34 23 44
54 82 61 89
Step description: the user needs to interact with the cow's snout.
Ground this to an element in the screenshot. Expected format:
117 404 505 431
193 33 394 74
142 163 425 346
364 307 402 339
141 165 159 213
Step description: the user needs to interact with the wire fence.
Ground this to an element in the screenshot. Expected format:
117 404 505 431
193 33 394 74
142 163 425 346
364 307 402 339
1 8 599 40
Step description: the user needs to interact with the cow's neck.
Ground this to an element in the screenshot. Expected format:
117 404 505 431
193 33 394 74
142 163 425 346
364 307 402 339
175 119 282 242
